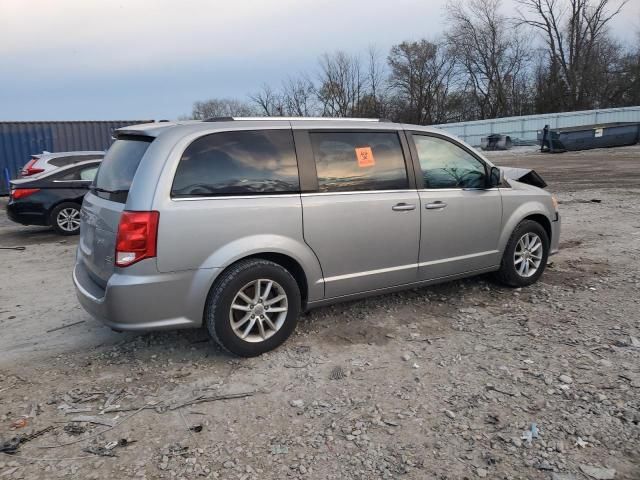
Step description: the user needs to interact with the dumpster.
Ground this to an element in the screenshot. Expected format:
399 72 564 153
481 134 513 151
537 122 640 152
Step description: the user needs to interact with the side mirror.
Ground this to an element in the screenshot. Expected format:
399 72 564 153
488 166 502 188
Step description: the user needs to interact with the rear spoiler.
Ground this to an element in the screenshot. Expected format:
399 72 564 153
500 167 547 189
112 132 155 142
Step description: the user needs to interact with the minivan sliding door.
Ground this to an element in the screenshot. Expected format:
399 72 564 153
298 129 420 299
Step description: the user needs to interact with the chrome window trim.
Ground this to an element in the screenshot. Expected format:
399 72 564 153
301 189 417 197
417 188 500 192
172 193 301 201
52 179 92 183
172 189 422 200
171 188 499 200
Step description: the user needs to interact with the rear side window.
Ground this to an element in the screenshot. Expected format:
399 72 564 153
171 130 299 197
50 155 103 167
57 164 99 181
80 166 99 181
93 138 152 202
309 131 408 192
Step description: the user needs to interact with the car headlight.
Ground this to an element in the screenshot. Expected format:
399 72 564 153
551 194 559 211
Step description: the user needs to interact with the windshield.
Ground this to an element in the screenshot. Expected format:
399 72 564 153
93 137 152 202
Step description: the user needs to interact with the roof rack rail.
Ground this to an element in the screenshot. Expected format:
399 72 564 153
202 116 384 122
203 117 235 122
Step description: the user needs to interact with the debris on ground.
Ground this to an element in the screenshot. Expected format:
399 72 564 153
329 365 346 380
9 417 28 429
63 424 86 436
83 439 135 457
69 415 116 427
0 437 20 454
580 464 617 479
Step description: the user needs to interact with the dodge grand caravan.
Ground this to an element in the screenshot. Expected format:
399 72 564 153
74 118 560 356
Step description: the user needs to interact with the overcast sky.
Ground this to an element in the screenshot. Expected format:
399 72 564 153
1 0 637 121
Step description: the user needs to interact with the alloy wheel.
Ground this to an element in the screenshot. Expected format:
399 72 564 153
57 207 80 232
514 232 543 277
229 279 288 343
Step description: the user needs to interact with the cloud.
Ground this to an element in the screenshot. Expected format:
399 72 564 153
0 0 636 119
0 0 450 73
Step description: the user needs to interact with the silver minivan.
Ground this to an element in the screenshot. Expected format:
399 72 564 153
74 118 560 356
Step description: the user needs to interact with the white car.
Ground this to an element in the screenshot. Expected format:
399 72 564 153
20 151 104 177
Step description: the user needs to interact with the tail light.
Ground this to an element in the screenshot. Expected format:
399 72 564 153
11 188 40 200
115 211 159 267
22 159 44 176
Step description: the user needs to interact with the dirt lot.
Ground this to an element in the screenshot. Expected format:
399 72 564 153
1 145 639 480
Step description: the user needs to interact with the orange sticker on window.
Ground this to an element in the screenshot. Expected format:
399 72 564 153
355 146 375 167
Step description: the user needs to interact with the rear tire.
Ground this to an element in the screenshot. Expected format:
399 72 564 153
204 259 301 357
50 202 81 236
495 220 549 287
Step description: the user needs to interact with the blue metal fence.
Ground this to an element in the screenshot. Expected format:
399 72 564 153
433 106 640 146
0 120 151 194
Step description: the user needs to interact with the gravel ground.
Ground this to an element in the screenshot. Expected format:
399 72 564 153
0 145 639 480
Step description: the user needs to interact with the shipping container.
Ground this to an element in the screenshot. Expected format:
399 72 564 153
0 120 152 195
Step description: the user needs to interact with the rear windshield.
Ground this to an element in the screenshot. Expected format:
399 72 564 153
93 137 152 202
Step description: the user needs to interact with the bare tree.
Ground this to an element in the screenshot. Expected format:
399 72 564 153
281 76 318 116
516 0 628 110
613 30 640 106
361 46 391 118
191 98 257 119
446 0 532 119
187 2 634 123
250 84 285 116
250 77 318 117
316 51 368 117
387 39 457 124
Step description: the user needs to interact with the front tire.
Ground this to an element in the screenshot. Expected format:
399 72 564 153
495 220 549 287
50 202 81 236
204 259 301 357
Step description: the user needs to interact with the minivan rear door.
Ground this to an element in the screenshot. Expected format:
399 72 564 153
299 129 420 298
78 137 152 287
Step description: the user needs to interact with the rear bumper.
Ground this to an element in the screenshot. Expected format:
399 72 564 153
73 259 220 331
6 202 48 226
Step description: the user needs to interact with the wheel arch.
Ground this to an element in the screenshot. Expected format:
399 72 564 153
522 213 552 244
203 250 321 315
47 198 83 227
244 252 309 307
499 202 554 253
47 197 83 219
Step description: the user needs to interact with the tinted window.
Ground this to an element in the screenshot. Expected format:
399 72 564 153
79 166 99 181
94 138 151 200
413 135 486 189
56 163 100 181
171 130 299 197
50 155 103 167
310 131 408 192
57 169 81 181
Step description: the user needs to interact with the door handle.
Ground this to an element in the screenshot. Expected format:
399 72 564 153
425 201 447 210
392 203 416 211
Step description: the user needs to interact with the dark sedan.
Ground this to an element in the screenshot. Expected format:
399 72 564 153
7 160 101 235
